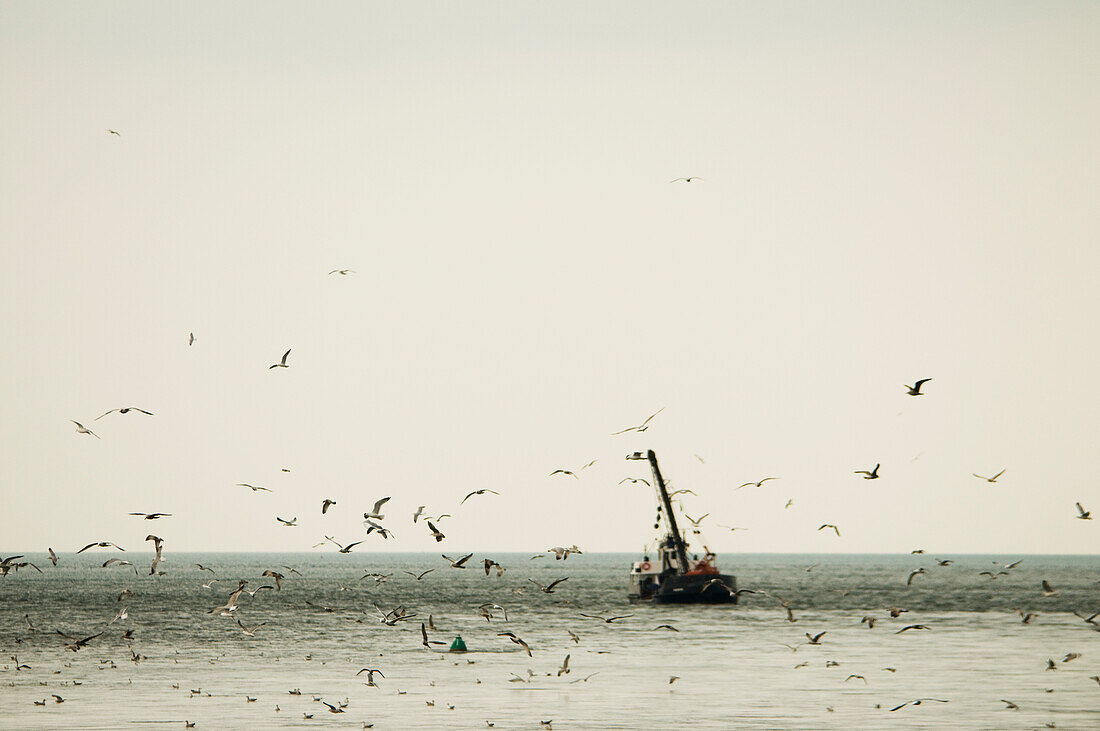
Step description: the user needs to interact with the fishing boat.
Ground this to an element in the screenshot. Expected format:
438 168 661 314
627 450 737 603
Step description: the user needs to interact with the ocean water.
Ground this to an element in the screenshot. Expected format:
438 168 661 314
1 552 1098 730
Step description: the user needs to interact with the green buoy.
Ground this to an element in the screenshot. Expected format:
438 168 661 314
449 635 467 652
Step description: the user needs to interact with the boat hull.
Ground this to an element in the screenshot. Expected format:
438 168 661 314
654 573 737 604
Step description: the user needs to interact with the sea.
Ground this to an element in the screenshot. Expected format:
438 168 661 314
1 552 1097 730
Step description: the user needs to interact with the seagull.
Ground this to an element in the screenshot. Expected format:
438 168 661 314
557 654 571 676
95 408 153 420
1075 502 1092 520
667 489 697 497
129 512 171 520
483 558 504 576
618 478 651 487
363 519 393 539
1018 610 1037 624
547 546 582 560
189 332 195 346
59 630 103 652
668 675 681 684
906 568 926 586
364 497 390 519
670 177 702 183
443 553 473 569
684 514 710 528
1000 699 1019 710
236 620 266 637
328 269 356 275
404 569 435 581
895 624 931 634
412 506 426 523
529 578 569 593
497 632 532 657
195 563 217 574
905 378 932 396
237 483 272 492
739 478 778 488
275 516 297 526
935 558 953 566
611 407 664 435
578 613 633 624
321 499 336 514
805 632 826 645
356 668 384 686
207 580 248 614
461 489 500 503
71 421 100 439
548 470 577 479
47 548 58 566
1040 580 1059 597
854 464 880 479
426 521 446 542
77 542 124 553
653 624 679 631
973 469 1005 483
262 570 285 590
818 524 841 537
146 535 164 575
845 675 868 684
861 616 877 629
420 623 445 648
328 539 362 554
269 349 291 369
889 698 949 712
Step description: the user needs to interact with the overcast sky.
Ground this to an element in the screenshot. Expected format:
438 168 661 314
2 2 1098 555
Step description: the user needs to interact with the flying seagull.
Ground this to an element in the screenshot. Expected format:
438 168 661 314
77 542 124 553
328 269 356 275
854 464 880 480
275 516 297 526
972 469 1005 483
364 497 390 520
528 577 569 593
146 534 164 575
237 483 272 492
906 568 926 586
321 499 336 514
889 698 949 712
670 177 703 183
269 349 291 369
129 512 171 520
548 470 577 479
106 129 120 136
462 489 501 503
1075 502 1091 520
443 553 473 568
48 548 58 566
71 421 100 439
905 378 932 396
497 631 533 657
578 612 633 623
618 477 651 487
818 524 841 537
189 332 195 346
356 668 384 686
1040 580 1059 597
739 478 778 488
95 407 153 420
404 569 435 581
426 521 445 542
412 505 426 523
611 407 664 435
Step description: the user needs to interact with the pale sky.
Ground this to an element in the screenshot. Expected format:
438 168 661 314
2 2 1098 554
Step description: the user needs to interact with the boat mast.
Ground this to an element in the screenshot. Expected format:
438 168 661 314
642 450 690 574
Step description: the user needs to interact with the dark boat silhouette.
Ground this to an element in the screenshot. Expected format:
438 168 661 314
627 450 737 604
